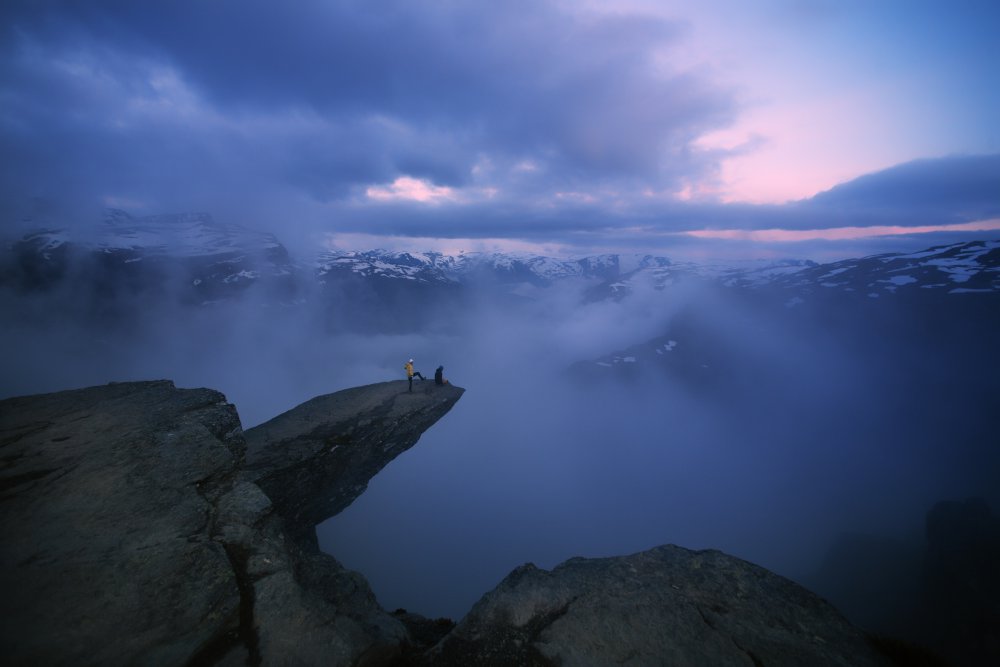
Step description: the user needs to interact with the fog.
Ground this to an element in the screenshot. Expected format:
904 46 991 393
315 282 998 620
2 264 997 624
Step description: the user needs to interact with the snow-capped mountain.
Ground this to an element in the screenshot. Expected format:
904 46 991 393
4 210 999 335
314 249 674 288
312 240 1000 300
2 210 297 305
12 209 289 263
97 209 288 260
316 250 459 285
770 239 1000 297
573 239 1000 385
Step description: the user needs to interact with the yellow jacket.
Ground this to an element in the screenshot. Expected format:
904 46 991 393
404 361 414 378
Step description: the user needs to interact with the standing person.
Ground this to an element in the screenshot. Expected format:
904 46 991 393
404 358 424 392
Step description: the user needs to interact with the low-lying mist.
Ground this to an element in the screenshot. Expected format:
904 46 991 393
318 281 1000 620
2 272 997 624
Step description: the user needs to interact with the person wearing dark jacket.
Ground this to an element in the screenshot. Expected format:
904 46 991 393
434 365 447 386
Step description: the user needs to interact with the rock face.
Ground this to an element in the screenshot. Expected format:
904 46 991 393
0 381 245 665
429 545 890 667
0 379 464 666
244 381 464 540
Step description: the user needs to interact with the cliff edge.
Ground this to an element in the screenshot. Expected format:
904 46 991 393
245 380 464 540
0 379 463 666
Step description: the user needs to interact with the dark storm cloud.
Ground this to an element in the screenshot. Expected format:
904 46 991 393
798 154 1000 226
325 153 999 246
0 0 734 224
2 2 996 248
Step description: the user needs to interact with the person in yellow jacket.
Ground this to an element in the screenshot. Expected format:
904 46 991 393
404 358 425 392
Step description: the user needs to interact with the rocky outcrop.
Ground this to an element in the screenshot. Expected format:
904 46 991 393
0 381 246 665
0 379 463 666
244 381 464 540
427 545 891 667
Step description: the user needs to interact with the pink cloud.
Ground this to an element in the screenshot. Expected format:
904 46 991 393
686 219 1000 243
366 176 456 204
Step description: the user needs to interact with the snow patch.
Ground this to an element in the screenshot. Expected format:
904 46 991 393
818 267 850 280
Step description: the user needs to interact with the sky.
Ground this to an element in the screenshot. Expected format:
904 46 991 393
2 0 999 259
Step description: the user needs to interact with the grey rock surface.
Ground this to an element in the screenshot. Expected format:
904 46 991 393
245 380 465 539
0 379 464 666
0 381 244 665
430 545 891 667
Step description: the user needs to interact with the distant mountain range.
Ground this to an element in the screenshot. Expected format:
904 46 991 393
769 240 1000 296
571 238 1000 388
317 248 673 287
3 210 999 335
6 209 998 294
2 211 295 306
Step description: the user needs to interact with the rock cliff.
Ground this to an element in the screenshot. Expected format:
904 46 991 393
2 379 907 666
0 379 463 666
244 381 462 541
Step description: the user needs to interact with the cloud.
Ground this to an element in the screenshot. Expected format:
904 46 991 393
0 0 737 224
1 2 996 261
319 154 999 239
366 176 457 204
800 154 1000 226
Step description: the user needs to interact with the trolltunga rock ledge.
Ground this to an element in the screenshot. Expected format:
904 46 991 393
1 379 898 666
244 379 465 540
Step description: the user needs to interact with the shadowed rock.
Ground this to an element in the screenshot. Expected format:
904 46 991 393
0 381 245 665
429 545 892 667
245 380 465 540
0 379 463 666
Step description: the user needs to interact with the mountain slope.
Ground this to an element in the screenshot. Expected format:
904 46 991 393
2 210 299 312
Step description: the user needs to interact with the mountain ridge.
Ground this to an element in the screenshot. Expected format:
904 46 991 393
6 210 999 302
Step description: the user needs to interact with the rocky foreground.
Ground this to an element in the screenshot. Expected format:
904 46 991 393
1 380 903 665
0 380 462 665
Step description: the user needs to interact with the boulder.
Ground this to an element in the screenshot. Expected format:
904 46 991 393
429 545 891 667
